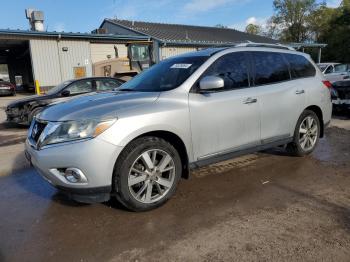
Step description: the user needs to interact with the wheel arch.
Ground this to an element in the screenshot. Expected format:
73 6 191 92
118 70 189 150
304 105 324 137
114 130 190 180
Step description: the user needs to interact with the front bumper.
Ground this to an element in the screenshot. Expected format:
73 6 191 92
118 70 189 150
0 88 14 95
6 107 28 125
25 137 124 203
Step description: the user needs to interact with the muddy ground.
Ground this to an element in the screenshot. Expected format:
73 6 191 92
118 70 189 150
0 95 350 261
0 130 349 261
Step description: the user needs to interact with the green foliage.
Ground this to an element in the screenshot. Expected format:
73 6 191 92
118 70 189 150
215 24 228 29
273 0 318 42
319 0 350 62
264 0 349 62
245 24 262 35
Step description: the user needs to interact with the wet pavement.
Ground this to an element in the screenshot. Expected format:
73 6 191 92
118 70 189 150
0 126 349 261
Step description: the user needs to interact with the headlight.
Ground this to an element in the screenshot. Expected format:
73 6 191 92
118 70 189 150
38 118 116 148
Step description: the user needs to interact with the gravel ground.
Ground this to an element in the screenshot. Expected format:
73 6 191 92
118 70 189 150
0 95 349 261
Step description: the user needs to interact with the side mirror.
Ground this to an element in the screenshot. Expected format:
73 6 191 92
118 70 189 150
199 76 224 91
61 90 70 97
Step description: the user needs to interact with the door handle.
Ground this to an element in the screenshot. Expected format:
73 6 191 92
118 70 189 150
243 98 257 104
295 90 305 95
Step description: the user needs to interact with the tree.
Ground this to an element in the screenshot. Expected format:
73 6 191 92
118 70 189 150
307 2 335 41
245 24 262 35
273 0 319 42
215 24 228 29
319 0 350 62
263 16 282 39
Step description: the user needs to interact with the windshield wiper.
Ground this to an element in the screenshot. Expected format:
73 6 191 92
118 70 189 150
114 88 135 92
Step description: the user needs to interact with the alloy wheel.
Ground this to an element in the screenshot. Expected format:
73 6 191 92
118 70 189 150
299 116 318 151
128 149 176 204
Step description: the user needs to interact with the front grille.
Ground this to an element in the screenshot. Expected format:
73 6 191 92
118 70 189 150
30 119 47 143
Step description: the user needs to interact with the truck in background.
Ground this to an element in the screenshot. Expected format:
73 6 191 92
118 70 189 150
93 42 153 81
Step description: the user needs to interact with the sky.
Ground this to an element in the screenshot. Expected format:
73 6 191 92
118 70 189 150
0 0 343 33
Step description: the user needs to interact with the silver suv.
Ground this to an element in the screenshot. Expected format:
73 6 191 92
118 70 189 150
25 44 332 211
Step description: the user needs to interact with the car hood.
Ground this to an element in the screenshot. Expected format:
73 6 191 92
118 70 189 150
38 91 160 121
7 94 54 108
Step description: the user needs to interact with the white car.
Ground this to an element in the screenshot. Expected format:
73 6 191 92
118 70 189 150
324 64 350 83
317 63 339 74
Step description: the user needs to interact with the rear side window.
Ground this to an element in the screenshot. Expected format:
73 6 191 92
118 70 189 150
334 64 349 73
252 52 290 85
95 79 121 91
284 54 316 79
203 52 250 90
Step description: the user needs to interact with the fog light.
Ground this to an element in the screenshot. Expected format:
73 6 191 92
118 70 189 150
64 168 87 183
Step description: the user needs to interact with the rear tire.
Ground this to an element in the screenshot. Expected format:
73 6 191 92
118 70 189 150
113 136 182 212
287 110 320 156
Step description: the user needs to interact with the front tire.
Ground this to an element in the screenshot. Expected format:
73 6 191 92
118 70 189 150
113 136 182 211
287 110 320 156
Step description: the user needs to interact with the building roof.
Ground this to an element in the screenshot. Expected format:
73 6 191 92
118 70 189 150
0 29 150 41
103 19 278 46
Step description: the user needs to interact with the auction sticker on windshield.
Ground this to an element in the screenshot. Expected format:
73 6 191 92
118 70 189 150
171 64 192 69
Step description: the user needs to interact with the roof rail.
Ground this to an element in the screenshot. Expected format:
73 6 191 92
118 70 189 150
235 42 295 51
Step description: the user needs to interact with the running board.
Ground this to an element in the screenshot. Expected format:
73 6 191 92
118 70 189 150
189 137 293 170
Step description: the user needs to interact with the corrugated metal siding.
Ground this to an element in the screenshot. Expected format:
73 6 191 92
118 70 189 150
57 40 92 81
160 46 198 60
90 43 128 63
29 39 62 87
30 39 92 87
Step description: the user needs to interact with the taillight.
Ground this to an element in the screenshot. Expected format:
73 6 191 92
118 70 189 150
322 80 332 88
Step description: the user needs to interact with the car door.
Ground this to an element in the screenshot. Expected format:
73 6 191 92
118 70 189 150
189 52 261 161
251 52 308 143
326 64 350 82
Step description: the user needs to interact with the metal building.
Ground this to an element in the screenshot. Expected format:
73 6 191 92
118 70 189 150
100 19 278 61
99 19 327 63
0 29 149 91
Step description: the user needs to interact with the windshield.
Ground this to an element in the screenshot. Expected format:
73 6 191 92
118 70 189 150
47 80 73 95
131 45 150 61
119 56 209 92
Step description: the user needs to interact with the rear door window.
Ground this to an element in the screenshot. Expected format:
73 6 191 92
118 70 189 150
202 52 250 90
252 52 290 85
284 54 316 78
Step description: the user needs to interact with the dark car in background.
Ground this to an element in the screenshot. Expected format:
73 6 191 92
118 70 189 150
0 79 16 96
331 79 350 113
6 77 124 125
